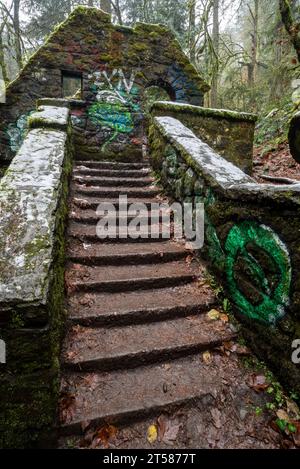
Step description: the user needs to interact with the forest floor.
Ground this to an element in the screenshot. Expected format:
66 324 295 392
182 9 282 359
253 142 300 183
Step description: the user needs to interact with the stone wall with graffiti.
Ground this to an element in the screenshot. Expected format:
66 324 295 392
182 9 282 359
149 115 300 394
0 6 209 162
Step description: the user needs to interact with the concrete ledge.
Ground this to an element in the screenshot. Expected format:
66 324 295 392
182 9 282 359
152 101 258 123
0 129 67 305
29 105 69 130
149 116 300 395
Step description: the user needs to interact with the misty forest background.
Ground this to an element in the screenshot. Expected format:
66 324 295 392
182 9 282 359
1 0 300 152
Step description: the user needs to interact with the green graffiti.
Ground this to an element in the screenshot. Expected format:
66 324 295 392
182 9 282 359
88 70 141 152
225 221 291 324
197 188 226 270
88 102 134 134
6 111 33 153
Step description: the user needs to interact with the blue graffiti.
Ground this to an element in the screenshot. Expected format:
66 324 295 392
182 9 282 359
167 64 201 104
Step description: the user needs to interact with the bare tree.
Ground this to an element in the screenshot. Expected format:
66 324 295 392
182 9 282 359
279 0 300 62
13 0 22 69
211 0 219 107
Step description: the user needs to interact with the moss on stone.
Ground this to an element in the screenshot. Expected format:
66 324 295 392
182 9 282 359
151 101 258 123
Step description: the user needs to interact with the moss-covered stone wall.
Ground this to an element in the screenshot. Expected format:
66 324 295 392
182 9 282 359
0 103 73 448
149 116 300 395
0 6 209 163
151 101 257 174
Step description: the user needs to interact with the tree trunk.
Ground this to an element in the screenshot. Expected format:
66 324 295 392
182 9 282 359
13 0 22 70
211 0 219 108
0 33 9 84
100 0 112 15
189 0 196 63
279 0 300 62
113 0 123 24
250 0 259 85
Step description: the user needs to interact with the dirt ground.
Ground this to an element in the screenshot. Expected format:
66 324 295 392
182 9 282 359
253 142 300 183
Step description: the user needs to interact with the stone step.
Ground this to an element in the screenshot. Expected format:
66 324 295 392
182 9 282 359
59 355 225 435
73 184 160 198
65 261 198 293
68 221 174 243
68 209 172 225
75 161 149 170
74 168 151 178
72 196 163 211
73 176 155 188
67 282 216 327
62 315 235 372
67 240 189 266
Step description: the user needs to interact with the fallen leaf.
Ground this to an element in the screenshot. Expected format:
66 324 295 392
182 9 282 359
185 255 194 265
248 374 269 392
157 415 167 442
207 309 221 321
202 351 213 364
163 423 181 444
211 408 222 429
223 341 237 353
235 345 251 356
59 392 76 424
292 421 300 447
93 425 118 448
66 350 78 360
276 409 291 423
147 425 158 444
220 314 229 323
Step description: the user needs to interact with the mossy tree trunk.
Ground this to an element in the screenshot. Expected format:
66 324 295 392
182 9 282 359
279 0 300 62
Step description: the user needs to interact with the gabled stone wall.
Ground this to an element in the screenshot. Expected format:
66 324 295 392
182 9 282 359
0 6 209 163
0 102 73 448
149 116 300 394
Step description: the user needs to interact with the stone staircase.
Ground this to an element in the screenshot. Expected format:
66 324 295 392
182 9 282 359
59 159 237 439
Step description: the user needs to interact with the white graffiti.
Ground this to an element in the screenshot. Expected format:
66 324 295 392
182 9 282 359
0 339 6 364
89 68 137 104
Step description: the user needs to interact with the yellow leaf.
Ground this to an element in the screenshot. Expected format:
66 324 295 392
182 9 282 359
147 425 158 444
207 309 221 321
203 351 212 364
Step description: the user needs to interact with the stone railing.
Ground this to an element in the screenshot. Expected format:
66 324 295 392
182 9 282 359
151 101 257 174
149 116 300 394
0 101 73 448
